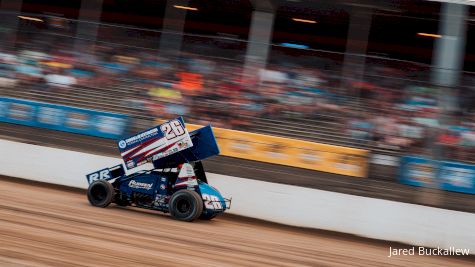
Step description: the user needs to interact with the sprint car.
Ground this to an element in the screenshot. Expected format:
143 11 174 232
86 117 230 222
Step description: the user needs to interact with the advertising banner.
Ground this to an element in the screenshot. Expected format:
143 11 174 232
0 97 128 139
399 156 438 188
399 156 475 195
439 161 475 194
163 120 369 177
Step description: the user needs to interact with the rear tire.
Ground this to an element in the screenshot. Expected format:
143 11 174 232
87 180 115 208
169 190 203 222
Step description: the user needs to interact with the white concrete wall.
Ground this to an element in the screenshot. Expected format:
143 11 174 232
0 139 152 188
1 139 474 253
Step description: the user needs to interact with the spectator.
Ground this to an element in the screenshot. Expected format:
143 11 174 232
44 69 77 91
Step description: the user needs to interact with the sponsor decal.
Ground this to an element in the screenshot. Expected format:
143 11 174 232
96 116 126 135
118 118 193 170
124 128 159 146
126 160 135 169
160 184 166 190
440 167 473 188
409 163 435 185
202 194 223 210
119 140 127 149
9 103 33 121
37 107 62 125
87 169 111 184
178 163 195 178
300 152 320 164
65 112 89 129
128 180 153 190
187 178 198 187
231 139 252 152
175 171 198 188
154 194 166 206
264 143 287 159
335 155 361 172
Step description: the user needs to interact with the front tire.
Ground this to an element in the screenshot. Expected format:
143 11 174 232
87 180 115 208
169 190 203 222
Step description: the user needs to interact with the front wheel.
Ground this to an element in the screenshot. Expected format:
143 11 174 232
169 190 203 222
87 180 115 208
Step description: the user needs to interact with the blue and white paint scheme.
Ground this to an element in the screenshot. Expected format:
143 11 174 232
85 117 230 220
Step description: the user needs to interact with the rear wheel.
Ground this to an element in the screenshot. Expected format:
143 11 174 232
87 180 115 208
169 190 203 222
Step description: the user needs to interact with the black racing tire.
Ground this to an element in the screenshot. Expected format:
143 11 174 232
87 180 115 208
169 190 204 222
199 213 218 220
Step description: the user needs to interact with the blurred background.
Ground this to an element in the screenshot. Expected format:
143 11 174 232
1 0 475 210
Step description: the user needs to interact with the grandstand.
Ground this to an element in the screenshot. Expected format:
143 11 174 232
2 0 475 194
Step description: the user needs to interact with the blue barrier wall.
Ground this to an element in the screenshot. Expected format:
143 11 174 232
400 156 475 195
0 97 128 139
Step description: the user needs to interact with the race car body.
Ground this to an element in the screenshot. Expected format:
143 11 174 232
85 117 230 222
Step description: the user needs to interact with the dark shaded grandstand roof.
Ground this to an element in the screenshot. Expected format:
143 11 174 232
4 0 475 69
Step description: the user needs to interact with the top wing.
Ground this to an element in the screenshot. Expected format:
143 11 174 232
117 117 193 169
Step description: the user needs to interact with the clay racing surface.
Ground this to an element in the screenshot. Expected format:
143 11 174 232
0 178 473 267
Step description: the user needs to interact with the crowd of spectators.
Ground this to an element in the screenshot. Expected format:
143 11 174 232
1 37 475 162
0 42 350 129
346 81 475 161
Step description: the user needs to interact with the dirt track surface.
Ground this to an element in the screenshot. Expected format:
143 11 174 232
0 179 473 267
